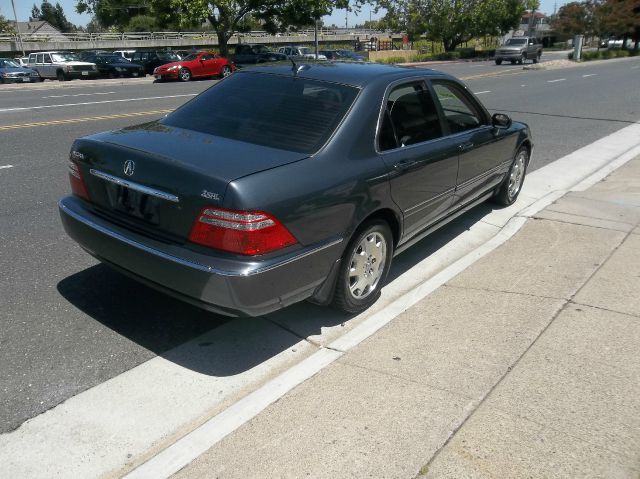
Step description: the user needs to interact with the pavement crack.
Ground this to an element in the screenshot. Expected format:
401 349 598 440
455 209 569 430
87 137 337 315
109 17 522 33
531 215 631 232
540 207 637 225
443 283 564 301
337 360 476 401
568 300 640 320
262 316 323 349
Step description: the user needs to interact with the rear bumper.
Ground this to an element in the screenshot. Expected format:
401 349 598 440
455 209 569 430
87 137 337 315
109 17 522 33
58 196 343 317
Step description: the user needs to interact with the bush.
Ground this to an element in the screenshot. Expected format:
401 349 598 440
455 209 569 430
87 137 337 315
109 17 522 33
126 15 157 32
377 56 408 64
456 48 476 59
435 51 461 60
410 53 432 62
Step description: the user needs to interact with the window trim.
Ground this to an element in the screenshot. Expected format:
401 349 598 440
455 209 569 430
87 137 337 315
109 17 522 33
375 76 449 155
429 79 491 135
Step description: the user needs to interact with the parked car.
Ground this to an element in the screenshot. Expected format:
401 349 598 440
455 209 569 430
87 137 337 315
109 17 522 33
59 63 532 317
320 49 365 61
130 50 182 75
278 46 327 60
228 44 288 65
113 50 135 60
153 52 235 81
0 58 42 83
14 57 30 68
27 51 98 81
82 54 144 78
495 37 542 65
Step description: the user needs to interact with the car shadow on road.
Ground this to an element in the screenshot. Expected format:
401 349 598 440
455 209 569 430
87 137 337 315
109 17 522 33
56 201 494 377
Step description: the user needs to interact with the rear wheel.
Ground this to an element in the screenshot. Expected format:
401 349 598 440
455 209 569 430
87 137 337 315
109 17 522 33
332 220 393 314
178 68 191 82
220 65 232 78
495 59 503 65
494 147 529 206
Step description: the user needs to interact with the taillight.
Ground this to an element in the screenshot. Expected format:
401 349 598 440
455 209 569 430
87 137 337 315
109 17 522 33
68 159 90 200
188 207 297 256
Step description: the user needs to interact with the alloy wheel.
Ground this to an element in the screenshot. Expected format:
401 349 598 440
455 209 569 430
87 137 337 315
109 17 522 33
508 151 527 200
348 232 387 299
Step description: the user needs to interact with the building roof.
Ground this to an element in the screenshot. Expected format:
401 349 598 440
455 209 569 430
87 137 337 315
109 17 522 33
13 21 63 37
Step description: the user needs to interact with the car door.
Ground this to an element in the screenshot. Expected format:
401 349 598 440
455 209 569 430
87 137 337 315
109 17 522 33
430 80 513 207
200 53 218 76
378 81 460 239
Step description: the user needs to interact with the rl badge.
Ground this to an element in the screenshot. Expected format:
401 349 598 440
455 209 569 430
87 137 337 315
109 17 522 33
123 160 135 177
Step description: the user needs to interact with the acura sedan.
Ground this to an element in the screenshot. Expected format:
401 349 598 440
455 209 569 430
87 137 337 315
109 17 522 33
59 63 532 317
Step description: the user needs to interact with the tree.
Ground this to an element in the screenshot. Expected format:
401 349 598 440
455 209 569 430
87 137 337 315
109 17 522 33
0 10 14 33
31 0 74 32
598 0 640 49
376 0 526 51
169 0 348 54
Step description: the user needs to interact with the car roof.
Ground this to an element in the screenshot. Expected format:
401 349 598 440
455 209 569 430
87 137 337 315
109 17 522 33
243 62 452 88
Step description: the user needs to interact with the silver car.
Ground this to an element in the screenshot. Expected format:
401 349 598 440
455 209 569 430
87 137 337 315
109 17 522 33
28 51 99 81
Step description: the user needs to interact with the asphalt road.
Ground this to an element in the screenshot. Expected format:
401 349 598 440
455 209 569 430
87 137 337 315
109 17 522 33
1 56 639 434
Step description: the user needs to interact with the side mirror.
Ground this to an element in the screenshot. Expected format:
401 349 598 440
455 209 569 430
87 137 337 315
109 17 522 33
492 113 512 129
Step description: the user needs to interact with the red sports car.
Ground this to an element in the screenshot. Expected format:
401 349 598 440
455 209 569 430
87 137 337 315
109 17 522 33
153 52 235 82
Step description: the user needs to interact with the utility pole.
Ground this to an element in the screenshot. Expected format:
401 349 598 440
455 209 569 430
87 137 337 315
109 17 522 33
10 0 25 56
314 18 319 58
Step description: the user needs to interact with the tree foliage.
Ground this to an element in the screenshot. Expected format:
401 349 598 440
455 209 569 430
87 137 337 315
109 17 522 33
31 0 75 32
552 0 639 48
375 0 526 51
77 0 349 54
0 9 14 33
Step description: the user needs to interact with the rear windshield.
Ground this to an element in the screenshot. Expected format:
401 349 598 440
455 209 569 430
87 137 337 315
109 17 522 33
162 72 359 154
506 39 527 45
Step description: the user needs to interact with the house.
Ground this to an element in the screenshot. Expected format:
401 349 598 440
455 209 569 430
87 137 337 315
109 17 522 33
12 21 66 40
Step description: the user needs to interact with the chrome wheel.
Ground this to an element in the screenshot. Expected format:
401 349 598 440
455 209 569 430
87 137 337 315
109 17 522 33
348 232 387 299
179 68 191 81
508 151 527 200
221 66 232 77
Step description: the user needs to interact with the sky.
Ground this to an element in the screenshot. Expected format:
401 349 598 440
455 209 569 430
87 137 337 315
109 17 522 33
1 0 563 29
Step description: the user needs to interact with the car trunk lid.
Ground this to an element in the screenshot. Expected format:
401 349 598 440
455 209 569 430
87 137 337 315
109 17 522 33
72 122 309 242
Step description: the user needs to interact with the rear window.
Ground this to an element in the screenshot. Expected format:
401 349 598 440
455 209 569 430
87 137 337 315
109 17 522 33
162 72 359 154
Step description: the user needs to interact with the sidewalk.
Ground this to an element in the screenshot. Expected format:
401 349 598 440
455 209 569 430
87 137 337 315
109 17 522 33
173 157 640 479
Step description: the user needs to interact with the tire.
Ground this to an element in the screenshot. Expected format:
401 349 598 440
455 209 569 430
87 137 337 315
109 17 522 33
178 68 191 82
332 220 393 314
518 53 526 64
56 70 66 81
510 60 516 65
494 147 529 206
495 59 502 65
220 65 232 78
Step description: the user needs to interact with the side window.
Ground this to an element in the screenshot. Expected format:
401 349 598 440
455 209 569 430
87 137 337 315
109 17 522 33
201 54 214 61
36 54 44 63
29 54 36 64
432 82 485 134
378 82 443 151
44 54 52 63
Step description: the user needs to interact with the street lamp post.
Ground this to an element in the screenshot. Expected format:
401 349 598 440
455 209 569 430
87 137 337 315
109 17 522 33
10 0 26 56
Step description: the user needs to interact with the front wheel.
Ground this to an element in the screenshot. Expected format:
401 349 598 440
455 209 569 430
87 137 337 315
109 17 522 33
495 59 503 65
518 53 526 64
220 65 232 78
332 220 393 314
178 68 191 82
494 147 529 206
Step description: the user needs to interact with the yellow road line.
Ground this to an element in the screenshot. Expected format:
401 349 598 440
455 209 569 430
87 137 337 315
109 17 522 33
460 69 525 81
0 109 173 131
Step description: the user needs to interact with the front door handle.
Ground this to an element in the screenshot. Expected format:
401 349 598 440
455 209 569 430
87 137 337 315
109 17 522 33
393 159 418 171
458 141 474 151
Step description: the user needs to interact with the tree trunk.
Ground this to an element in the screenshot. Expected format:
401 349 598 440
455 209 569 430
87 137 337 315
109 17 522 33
217 31 231 56
443 38 458 51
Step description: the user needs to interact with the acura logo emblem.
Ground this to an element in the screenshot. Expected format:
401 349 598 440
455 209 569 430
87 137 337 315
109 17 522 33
123 160 135 177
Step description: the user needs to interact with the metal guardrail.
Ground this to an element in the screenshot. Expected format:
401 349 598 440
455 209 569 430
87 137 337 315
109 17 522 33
0 29 385 44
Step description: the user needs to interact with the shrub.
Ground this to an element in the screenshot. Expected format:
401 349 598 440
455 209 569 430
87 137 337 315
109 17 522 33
455 48 476 59
435 51 461 60
410 53 432 62
377 56 408 64
582 51 601 61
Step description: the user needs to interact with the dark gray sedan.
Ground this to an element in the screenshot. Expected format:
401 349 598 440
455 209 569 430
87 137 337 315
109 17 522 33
0 58 41 83
59 63 532 317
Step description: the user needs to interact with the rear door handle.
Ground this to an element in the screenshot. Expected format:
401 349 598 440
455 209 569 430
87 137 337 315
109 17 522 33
458 142 474 151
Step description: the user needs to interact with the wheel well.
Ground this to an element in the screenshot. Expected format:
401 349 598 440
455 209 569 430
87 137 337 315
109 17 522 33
519 140 532 165
359 208 401 248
